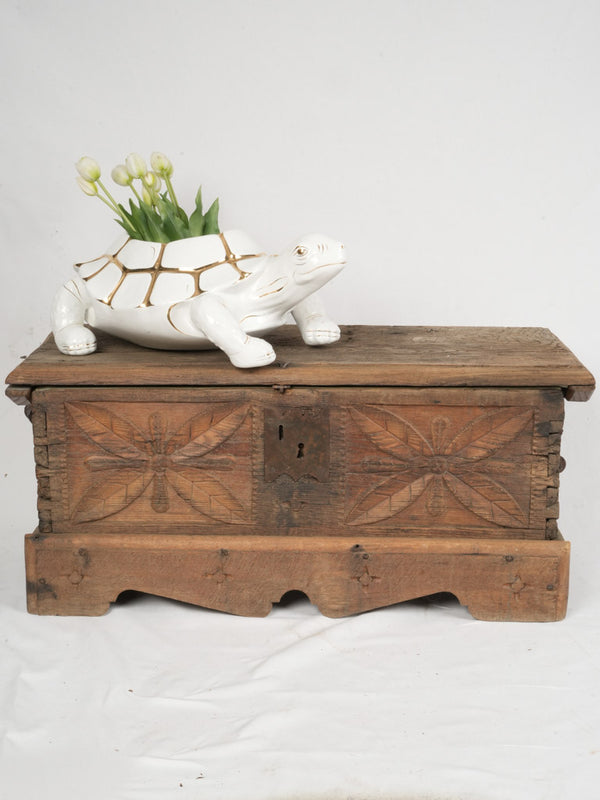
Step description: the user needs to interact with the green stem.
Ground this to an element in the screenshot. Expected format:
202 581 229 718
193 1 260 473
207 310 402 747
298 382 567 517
140 175 160 209
164 175 179 209
130 182 143 204
97 179 121 211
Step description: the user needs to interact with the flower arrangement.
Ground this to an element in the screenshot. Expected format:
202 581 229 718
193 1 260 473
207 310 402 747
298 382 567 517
75 152 220 243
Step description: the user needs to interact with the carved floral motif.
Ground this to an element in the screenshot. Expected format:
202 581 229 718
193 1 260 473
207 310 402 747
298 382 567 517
66 402 250 523
347 406 533 527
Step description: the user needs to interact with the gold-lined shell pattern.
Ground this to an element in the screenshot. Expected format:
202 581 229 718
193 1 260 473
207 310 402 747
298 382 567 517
76 231 264 309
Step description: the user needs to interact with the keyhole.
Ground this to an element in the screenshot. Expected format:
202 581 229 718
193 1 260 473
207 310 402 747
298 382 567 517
278 425 284 440
297 443 305 458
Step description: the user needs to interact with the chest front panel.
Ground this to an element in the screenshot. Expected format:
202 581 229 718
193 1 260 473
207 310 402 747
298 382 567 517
32 385 563 540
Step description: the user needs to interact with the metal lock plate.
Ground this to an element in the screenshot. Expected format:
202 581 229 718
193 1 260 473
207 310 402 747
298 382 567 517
264 407 330 482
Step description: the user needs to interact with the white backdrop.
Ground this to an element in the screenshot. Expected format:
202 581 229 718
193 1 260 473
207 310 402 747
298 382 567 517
1 2 599 798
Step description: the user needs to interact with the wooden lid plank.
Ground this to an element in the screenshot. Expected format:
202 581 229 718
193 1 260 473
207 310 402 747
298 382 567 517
5 326 595 400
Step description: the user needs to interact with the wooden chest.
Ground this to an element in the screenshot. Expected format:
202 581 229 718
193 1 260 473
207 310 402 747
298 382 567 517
6 326 594 621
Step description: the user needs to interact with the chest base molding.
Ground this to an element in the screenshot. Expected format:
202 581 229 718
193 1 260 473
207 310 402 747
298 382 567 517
25 530 569 622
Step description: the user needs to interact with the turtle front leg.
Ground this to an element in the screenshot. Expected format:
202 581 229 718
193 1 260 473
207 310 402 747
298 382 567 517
292 294 341 346
52 278 97 355
189 294 276 368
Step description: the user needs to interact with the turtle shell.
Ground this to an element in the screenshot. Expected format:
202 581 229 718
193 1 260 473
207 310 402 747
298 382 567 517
75 230 264 309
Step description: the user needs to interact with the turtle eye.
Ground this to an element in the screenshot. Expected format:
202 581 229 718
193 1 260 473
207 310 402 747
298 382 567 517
294 245 308 257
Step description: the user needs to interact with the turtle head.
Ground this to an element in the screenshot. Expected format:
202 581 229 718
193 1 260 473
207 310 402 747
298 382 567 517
285 234 346 288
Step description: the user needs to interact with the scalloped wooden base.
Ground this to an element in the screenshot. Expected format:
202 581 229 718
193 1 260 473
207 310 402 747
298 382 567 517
25 531 570 621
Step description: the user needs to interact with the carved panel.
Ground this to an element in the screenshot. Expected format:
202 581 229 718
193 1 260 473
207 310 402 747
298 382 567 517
60 398 253 530
344 404 537 532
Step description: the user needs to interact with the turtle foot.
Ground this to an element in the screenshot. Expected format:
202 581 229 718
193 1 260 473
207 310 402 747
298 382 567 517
301 319 341 346
229 336 276 369
54 324 97 356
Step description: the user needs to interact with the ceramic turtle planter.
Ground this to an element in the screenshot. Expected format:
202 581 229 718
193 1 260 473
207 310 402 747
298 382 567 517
51 229 346 368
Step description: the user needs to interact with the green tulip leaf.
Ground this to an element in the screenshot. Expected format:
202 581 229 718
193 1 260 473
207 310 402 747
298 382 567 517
203 198 220 235
115 218 137 238
176 206 189 226
139 201 169 243
157 209 183 241
194 186 203 215
128 199 151 240
115 204 137 237
188 208 205 237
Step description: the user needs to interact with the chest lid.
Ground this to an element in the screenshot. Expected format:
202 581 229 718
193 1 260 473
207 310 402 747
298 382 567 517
5 326 595 400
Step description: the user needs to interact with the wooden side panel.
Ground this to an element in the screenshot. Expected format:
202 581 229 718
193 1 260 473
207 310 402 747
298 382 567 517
31 401 54 533
25 532 570 622
32 386 564 540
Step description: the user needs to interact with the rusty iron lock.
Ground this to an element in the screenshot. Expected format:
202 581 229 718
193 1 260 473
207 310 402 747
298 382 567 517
263 407 330 482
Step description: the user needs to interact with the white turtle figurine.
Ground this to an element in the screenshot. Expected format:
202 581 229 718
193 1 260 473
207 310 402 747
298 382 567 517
51 230 346 368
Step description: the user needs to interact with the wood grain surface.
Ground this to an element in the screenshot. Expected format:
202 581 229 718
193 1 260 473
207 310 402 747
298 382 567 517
6 326 595 397
30 386 563 541
25 531 570 621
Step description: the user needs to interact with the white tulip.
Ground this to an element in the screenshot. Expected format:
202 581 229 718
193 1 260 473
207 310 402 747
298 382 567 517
76 176 98 196
125 152 147 179
150 151 173 177
144 172 162 192
76 156 101 182
111 164 132 186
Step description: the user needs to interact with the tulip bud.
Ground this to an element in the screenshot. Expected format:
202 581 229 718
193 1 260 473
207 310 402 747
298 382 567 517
142 187 153 205
76 176 99 196
76 156 101 182
111 164 132 186
150 151 173 177
144 172 162 192
125 152 147 179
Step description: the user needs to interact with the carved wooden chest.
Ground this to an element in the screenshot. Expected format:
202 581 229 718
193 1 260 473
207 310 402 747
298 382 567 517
6 326 594 620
